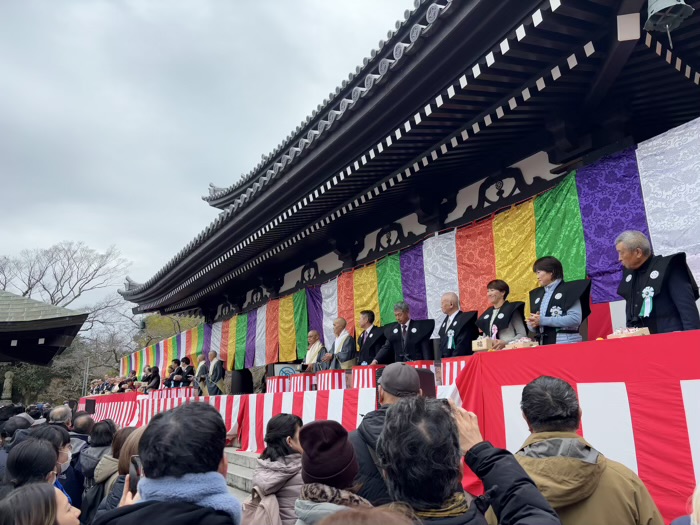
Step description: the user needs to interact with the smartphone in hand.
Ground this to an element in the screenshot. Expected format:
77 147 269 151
129 456 143 496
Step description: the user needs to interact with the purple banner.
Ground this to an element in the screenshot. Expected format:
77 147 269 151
576 148 651 303
399 245 429 320
203 323 212 359
245 310 257 368
306 286 324 339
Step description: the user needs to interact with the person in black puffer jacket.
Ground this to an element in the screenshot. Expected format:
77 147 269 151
80 421 116 489
376 397 561 525
348 363 422 506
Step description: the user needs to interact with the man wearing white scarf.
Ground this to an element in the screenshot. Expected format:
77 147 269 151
302 330 325 372
318 318 357 370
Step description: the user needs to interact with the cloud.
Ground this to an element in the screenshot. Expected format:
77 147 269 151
0 0 412 297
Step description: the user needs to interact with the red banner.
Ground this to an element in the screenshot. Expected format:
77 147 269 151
456 331 700 523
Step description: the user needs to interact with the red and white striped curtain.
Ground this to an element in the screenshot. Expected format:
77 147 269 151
316 370 346 391
290 374 316 392
352 365 386 388
266 376 290 393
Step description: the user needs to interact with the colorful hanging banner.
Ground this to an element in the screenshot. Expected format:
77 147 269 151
493 200 538 310
254 304 267 367
534 172 587 281
576 148 650 303
235 314 248 370
376 254 404 325
353 263 381 332
245 311 257 369
320 278 339 348
293 289 308 360
266 299 280 365
121 119 700 372
456 218 496 314
400 245 429 320
278 295 296 362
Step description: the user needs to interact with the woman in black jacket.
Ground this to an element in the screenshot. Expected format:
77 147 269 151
144 367 160 393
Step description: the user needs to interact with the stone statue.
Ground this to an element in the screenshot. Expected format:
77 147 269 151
1 371 13 402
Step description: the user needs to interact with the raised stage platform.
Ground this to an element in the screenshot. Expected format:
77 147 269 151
80 331 700 523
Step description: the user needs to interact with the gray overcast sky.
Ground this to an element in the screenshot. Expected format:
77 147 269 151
0 0 412 296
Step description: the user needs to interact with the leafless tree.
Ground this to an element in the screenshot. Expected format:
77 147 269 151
0 256 11 291
7 241 129 307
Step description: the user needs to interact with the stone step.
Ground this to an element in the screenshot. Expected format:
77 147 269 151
227 463 254 493
227 485 250 502
225 447 258 470
225 447 258 493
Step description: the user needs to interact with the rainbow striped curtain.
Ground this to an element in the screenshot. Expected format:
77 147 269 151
121 117 700 369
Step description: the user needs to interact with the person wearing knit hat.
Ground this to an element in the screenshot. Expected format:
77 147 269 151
294 421 371 525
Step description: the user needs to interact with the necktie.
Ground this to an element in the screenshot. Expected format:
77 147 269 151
362 330 368 345
402 324 407 347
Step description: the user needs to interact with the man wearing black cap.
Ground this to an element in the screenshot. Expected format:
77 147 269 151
347 362 421 505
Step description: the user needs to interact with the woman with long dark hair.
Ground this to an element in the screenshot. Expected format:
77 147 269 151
0 482 81 525
250 414 304 525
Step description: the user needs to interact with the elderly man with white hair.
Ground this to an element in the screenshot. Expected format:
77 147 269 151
437 292 479 357
615 230 700 334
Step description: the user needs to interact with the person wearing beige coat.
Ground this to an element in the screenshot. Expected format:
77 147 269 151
249 414 304 525
487 376 663 525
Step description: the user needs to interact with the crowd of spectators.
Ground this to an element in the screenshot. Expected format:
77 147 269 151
88 358 198 396
0 368 696 525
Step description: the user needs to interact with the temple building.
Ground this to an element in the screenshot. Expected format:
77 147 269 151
120 0 700 370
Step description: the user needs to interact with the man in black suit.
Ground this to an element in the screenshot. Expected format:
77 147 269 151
372 302 435 365
357 310 386 365
616 230 700 334
437 292 479 357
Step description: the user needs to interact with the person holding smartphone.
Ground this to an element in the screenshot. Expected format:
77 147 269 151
375 397 562 525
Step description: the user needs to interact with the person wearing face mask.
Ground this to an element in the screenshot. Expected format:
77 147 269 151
0 437 59 500
0 482 82 525
527 256 591 346
247 414 304 525
32 425 85 509
476 280 527 350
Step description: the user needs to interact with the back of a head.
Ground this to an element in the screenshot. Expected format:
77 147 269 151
260 413 303 462
31 425 70 452
521 376 580 433
72 412 95 435
1 416 31 442
26 406 42 420
90 421 116 447
139 402 225 478
0 482 58 525
318 507 414 525
6 438 58 487
376 397 462 509
49 406 71 426
112 427 137 459
299 420 358 491
118 427 146 476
